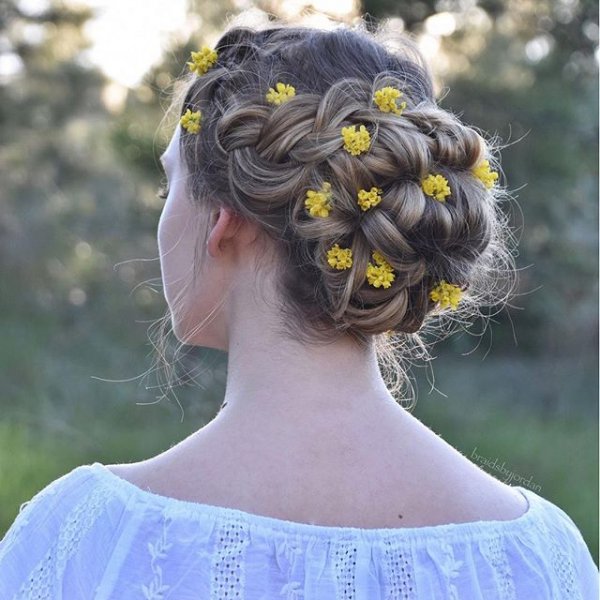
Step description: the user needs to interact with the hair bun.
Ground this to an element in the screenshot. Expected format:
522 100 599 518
174 19 515 366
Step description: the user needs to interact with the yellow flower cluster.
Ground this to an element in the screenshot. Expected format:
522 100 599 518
472 159 499 189
180 108 202 134
421 173 451 202
341 124 371 156
305 182 333 217
373 86 407 115
366 250 395 289
187 46 218 76
357 187 383 211
327 243 353 270
327 245 395 289
266 82 296 105
429 280 463 310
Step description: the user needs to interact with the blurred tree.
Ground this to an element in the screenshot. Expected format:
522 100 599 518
0 0 159 322
0 0 180 425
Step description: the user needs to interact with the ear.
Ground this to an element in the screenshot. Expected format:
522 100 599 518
206 206 244 258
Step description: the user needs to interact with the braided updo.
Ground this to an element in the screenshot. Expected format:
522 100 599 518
167 17 516 363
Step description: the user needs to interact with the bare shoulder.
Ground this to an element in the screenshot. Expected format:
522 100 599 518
394 407 530 523
102 410 529 528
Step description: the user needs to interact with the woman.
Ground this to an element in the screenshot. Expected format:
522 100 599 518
1 15 597 599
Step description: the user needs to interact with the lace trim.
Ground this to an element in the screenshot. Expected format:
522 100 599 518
536 512 582 600
480 534 517 600
15 481 113 600
210 517 250 599
551 544 582 600
332 540 358 599
383 539 417 599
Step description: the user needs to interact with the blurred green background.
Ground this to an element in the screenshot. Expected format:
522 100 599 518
0 0 598 564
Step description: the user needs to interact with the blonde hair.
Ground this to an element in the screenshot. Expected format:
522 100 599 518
150 14 518 411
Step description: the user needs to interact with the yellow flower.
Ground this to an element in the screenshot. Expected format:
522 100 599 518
421 173 451 202
366 250 395 288
327 243 353 270
341 124 371 156
187 46 218 75
180 108 202 134
305 182 333 217
371 250 388 267
373 86 407 115
366 264 395 288
265 82 296 105
472 159 499 189
357 187 383 212
429 280 463 310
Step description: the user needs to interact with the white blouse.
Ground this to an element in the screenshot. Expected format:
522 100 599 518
0 462 598 599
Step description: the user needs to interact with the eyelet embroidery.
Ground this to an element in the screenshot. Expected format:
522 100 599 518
479 534 517 599
332 541 358 599
210 517 250 599
383 539 417 599
536 514 582 599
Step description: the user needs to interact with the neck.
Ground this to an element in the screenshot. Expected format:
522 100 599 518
213 329 399 434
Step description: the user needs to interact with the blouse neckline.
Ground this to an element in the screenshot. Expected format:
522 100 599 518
87 461 541 543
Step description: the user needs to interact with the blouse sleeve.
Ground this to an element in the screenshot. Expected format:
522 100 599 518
0 465 117 599
572 518 600 598
549 495 600 599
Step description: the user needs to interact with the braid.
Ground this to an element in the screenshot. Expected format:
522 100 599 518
175 23 511 347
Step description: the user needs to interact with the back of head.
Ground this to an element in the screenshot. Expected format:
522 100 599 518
168 14 515 371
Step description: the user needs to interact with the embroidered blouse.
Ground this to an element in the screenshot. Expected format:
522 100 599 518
0 462 597 599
